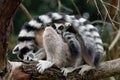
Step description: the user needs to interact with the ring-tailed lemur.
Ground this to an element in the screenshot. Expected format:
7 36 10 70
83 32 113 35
12 12 104 71
36 26 84 74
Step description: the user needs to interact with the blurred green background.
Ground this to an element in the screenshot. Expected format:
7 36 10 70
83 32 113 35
13 0 105 34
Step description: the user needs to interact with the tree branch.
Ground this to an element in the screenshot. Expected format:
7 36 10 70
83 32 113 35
19 58 120 80
0 0 22 77
19 3 32 20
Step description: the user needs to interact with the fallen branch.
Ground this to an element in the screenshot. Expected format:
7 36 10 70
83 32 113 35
109 29 120 51
17 58 120 80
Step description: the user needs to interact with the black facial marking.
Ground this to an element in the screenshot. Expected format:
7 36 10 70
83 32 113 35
14 47 19 52
18 47 31 59
58 25 64 30
18 37 35 42
66 25 77 33
20 47 30 55
67 36 71 40
33 49 37 53
51 23 56 29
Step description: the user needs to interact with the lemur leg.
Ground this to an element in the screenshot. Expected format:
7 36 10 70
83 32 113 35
37 26 68 73
61 31 83 76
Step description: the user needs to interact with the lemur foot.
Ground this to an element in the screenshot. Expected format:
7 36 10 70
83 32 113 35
79 65 95 75
37 60 54 73
61 67 77 76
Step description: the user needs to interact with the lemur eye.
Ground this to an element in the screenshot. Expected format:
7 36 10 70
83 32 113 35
67 37 71 39
52 24 56 29
58 26 64 30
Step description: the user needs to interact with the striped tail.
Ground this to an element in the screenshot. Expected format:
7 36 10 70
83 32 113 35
78 18 104 67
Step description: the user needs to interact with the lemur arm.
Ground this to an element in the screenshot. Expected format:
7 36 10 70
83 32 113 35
34 48 46 60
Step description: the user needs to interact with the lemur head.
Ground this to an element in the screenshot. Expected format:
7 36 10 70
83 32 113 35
12 41 36 62
52 22 71 34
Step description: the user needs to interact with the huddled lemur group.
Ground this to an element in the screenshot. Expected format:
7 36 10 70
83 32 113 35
12 12 104 76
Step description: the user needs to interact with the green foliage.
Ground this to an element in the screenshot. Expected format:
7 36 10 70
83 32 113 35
13 0 105 34
8 35 18 60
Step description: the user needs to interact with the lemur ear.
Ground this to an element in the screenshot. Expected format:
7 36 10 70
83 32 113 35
65 22 71 27
12 45 19 54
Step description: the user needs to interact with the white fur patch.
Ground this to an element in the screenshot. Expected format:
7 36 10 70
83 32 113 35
52 13 63 20
28 20 42 28
65 22 71 26
19 41 33 47
79 18 86 23
73 20 80 27
18 29 35 37
84 31 91 36
54 23 63 28
70 15 75 19
39 15 52 24
95 38 102 43
65 15 73 22
96 45 104 51
92 31 100 37
86 24 94 29
14 41 34 52
86 24 98 32
9 61 22 71
79 26 87 32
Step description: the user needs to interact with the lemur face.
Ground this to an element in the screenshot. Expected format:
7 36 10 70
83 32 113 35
12 41 35 61
52 22 71 34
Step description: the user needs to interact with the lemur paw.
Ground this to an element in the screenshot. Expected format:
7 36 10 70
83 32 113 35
37 60 54 73
23 51 36 61
79 65 95 75
61 67 75 76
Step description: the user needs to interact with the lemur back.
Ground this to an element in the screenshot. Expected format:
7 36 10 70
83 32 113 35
13 12 104 67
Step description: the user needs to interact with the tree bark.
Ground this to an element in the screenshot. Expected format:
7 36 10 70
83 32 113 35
108 0 119 59
19 58 120 80
0 0 22 79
